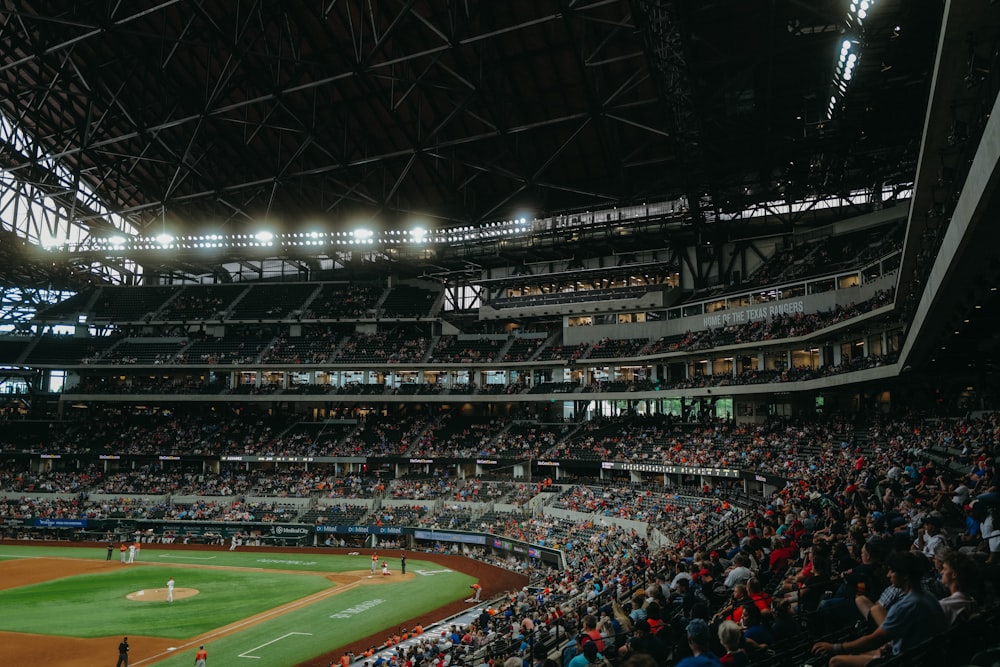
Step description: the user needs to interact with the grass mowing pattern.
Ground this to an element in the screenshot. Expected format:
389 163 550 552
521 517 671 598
150 577 473 667
0 566 330 638
0 545 476 667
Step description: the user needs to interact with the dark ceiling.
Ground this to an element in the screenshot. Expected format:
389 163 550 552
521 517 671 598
0 0 944 238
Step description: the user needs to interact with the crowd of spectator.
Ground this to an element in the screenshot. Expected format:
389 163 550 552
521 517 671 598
303 283 383 319
3 409 1000 665
332 411 1000 667
647 289 895 357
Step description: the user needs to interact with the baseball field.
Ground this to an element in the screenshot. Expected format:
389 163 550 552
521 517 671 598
0 541 527 667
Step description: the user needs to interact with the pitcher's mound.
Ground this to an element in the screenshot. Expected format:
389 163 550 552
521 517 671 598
127 587 199 602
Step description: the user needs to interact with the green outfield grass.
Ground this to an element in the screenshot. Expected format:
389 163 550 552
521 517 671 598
0 545 475 667
0 565 331 637
151 579 469 667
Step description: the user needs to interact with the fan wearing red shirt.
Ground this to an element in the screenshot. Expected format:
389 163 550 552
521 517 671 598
581 615 606 653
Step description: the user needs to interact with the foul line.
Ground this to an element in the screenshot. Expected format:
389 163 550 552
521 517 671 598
132 579 365 665
158 554 218 560
238 632 313 659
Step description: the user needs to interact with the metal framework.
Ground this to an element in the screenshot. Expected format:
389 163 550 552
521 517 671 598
0 1 945 313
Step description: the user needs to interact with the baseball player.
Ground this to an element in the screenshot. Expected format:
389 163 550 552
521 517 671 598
166 576 175 603
116 636 129 667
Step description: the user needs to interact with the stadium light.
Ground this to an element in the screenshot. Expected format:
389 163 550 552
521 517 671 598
156 233 174 246
40 234 64 249
255 230 274 243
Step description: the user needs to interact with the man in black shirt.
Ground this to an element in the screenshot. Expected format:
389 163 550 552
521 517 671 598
116 636 129 667
618 620 668 665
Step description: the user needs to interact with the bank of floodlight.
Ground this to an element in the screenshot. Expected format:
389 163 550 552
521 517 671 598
828 0 872 120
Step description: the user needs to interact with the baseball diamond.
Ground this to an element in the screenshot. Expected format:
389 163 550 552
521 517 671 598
0 542 526 667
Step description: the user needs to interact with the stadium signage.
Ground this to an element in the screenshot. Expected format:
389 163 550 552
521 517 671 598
536 460 560 466
272 525 310 536
744 471 787 486
476 458 498 465
34 518 86 528
40 454 61 459
409 458 434 463
317 525 404 535
158 455 181 460
221 455 321 462
602 461 739 478
701 299 805 330
413 529 486 545
99 455 121 460
153 523 226 537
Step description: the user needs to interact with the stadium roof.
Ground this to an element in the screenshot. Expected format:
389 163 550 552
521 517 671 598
3 1 1000 396
0 0 943 241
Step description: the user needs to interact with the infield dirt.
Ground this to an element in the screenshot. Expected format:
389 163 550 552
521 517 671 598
0 543 526 667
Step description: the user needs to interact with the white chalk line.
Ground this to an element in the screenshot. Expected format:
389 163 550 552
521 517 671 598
132 579 364 665
238 632 313 659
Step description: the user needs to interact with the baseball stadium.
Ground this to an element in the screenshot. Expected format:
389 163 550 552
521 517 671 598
2 2 1000 667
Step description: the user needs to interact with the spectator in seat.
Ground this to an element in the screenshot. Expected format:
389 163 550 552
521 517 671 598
717 620 749 667
738 603 775 655
618 620 669 665
567 638 604 667
675 618 722 667
912 514 947 560
723 555 752 589
812 551 946 666
581 614 606 653
938 550 978 625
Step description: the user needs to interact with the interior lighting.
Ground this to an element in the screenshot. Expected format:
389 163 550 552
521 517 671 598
41 234 65 249
156 233 174 246
255 230 274 243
